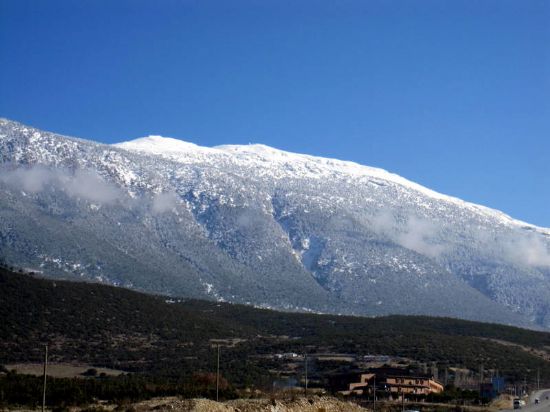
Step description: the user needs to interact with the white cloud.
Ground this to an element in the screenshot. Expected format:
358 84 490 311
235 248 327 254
62 170 121 204
0 165 54 192
152 191 179 214
397 216 447 258
369 210 395 236
470 225 550 268
502 232 550 268
369 211 447 258
0 165 123 205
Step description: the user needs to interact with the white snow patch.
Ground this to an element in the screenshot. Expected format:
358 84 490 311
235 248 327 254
113 135 550 234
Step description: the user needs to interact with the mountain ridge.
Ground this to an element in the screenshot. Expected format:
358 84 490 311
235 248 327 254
1 266 549 384
1 118 549 329
3 117 546 233
115 133 548 233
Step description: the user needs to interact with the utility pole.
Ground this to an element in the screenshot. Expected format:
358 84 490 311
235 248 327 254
373 375 376 412
537 369 540 391
304 353 308 397
479 363 484 386
42 344 48 412
478 362 484 399
432 362 438 380
216 344 220 402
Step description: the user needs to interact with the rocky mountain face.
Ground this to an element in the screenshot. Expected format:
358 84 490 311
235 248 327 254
1 118 549 329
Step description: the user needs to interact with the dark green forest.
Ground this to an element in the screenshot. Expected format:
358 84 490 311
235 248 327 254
1 266 549 406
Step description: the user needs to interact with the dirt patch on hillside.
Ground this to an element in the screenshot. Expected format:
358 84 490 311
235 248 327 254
5 363 125 378
130 396 367 411
479 338 550 361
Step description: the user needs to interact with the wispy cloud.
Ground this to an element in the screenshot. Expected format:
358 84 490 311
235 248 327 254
62 170 122 204
370 211 447 258
0 165 54 192
151 191 179 214
501 232 550 268
370 210 550 267
0 165 123 204
467 225 550 268
397 215 447 258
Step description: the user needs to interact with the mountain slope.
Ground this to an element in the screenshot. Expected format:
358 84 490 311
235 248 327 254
0 118 549 328
2 268 550 384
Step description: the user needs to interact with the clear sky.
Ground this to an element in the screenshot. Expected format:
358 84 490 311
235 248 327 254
1 0 549 227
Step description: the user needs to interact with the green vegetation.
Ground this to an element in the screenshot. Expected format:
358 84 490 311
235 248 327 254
426 385 486 404
0 370 237 407
1 266 549 406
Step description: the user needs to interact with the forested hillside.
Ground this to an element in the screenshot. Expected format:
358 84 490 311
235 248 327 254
2 267 549 387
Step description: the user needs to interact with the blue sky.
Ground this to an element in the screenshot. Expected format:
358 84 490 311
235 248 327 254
1 0 549 226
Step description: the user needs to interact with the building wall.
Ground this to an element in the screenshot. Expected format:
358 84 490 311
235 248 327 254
382 376 443 395
338 373 444 396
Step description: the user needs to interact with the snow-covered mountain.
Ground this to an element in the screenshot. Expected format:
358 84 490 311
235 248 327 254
1 118 549 329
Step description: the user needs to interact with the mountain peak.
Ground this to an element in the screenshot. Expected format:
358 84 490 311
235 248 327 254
215 142 288 156
2 119 550 329
109 133 547 234
114 135 209 156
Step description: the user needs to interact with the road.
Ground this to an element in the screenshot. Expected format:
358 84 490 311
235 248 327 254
502 390 550 412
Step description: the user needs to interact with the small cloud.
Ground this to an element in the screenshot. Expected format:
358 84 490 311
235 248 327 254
502 232 550 268
0 165 123 205
62 169 121 204
369 211 447 258
0 165 54 192
397 216 447 258
152 191 179 214
455 225 550 268
369 210 395 236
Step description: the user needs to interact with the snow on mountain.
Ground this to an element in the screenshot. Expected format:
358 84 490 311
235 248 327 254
117 135 547 235
1 118 549 329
